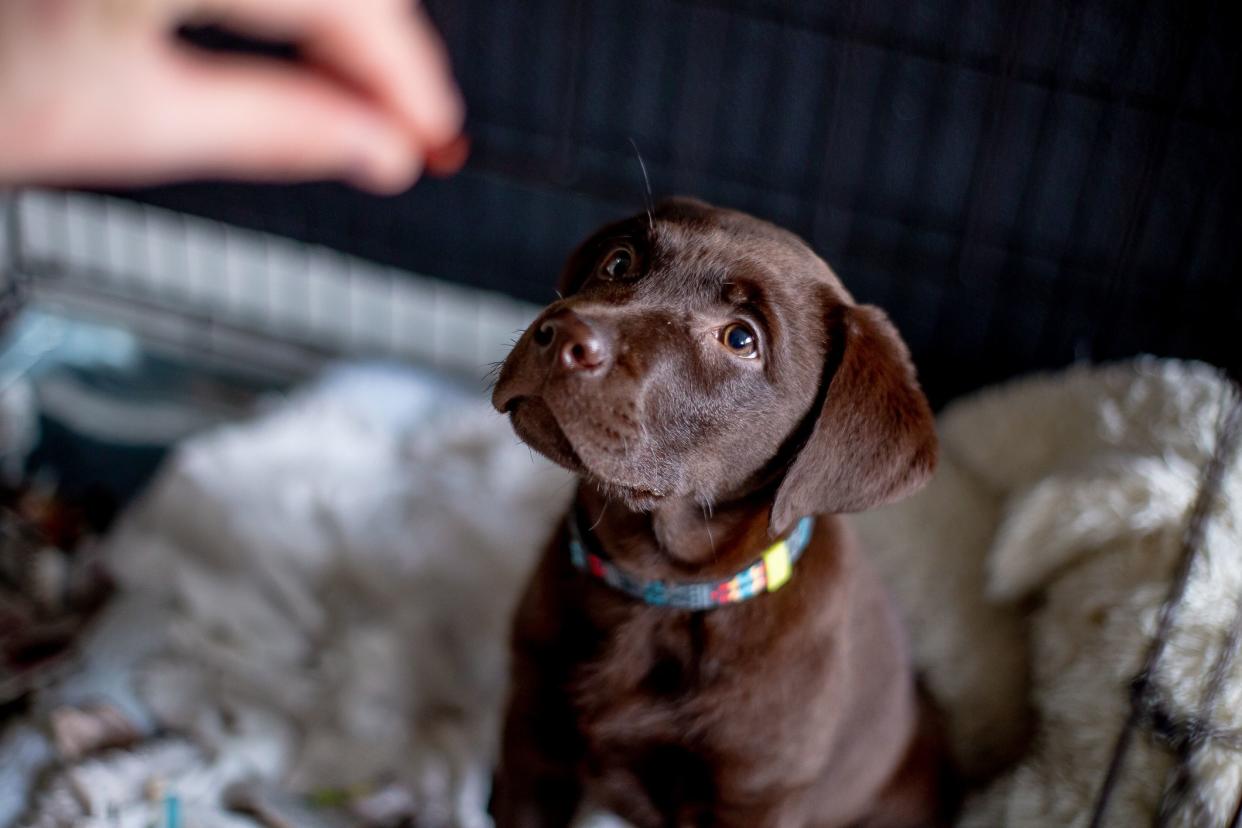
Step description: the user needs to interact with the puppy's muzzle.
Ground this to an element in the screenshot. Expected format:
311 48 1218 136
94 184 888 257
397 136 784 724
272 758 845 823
533 308 612 376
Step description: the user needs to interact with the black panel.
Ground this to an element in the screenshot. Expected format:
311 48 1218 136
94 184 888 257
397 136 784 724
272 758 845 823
105 0 1242 406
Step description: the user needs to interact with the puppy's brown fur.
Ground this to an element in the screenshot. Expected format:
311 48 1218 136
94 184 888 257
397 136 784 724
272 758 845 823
491 198 949 827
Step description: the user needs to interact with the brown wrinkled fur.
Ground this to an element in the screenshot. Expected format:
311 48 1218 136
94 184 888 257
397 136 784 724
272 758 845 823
490 198 953 827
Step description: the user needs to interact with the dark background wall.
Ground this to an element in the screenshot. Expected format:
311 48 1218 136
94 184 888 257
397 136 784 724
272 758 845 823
112 0 1241 407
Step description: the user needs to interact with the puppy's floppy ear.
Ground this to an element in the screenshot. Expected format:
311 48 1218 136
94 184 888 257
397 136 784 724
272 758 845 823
770 304 937 535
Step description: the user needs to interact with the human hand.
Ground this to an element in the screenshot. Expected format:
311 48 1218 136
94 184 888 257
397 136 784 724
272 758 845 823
0 0 466 193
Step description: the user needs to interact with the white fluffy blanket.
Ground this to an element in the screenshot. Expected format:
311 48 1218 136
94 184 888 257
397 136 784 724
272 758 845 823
856 357 1242 827
5 358 1241 827
5 366 576 827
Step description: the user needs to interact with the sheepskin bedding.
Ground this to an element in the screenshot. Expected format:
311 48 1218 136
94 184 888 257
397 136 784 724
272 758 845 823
0 365 576 828
1 357 1239 827
856 357 1242 827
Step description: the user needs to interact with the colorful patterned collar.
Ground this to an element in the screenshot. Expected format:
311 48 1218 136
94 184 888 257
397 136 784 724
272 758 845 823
567 511 815 611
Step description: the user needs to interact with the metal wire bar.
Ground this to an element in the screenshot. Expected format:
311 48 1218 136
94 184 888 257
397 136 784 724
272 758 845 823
1155 593 1242 826
1088 384 1242 828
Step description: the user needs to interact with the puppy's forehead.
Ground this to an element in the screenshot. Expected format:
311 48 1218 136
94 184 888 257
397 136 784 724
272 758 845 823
638 203 846 303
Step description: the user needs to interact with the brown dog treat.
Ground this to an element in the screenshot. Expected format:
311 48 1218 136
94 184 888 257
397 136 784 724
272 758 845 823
490 198 953 827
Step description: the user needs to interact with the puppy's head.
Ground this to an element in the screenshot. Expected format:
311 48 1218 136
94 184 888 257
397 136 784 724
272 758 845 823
492 198 936 534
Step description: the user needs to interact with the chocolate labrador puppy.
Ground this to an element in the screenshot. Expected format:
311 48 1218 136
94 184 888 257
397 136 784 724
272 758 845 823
490 198 946 827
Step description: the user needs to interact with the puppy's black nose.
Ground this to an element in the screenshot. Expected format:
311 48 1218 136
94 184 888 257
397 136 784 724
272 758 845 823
533 308 611 374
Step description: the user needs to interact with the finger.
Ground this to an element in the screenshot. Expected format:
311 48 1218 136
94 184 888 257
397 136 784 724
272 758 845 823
184 0 464 150
137 50 426 193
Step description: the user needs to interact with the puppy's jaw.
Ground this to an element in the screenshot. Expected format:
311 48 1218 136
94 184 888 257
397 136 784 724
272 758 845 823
506 397 585 474
497 376 677 510
510 396 674 509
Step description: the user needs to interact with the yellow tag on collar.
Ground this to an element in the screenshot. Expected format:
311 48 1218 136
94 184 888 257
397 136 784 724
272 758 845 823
763 541 792 592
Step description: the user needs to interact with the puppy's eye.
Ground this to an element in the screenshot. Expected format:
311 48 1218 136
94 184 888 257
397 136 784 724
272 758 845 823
721 322 758 358
600 245 635 280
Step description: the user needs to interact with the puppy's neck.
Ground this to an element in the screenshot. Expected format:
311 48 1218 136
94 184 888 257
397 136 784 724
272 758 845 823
576 483 776 580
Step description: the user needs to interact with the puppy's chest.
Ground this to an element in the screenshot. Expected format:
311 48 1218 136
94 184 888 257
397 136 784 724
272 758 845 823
571 608 807 746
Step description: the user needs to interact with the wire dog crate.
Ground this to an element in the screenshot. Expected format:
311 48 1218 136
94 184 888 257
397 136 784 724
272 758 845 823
0 187 537 502
2 189 537 383
1 0 1239 823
